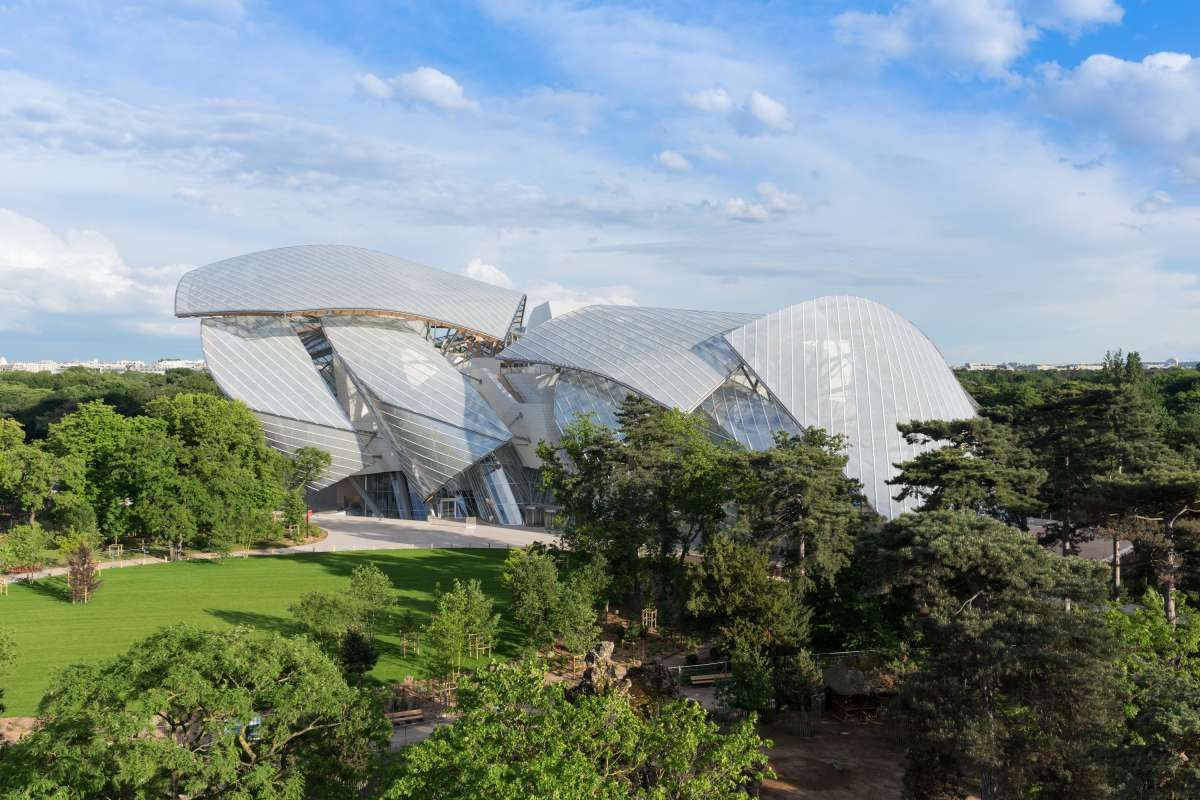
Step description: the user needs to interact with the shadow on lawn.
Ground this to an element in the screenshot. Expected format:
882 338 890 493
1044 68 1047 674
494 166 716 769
22 575 70 602
205 608 302 637
293 549 505 580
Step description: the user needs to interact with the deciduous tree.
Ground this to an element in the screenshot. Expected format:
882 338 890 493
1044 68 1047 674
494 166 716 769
0 625 388 799
384 661 773 800
424 578 500 676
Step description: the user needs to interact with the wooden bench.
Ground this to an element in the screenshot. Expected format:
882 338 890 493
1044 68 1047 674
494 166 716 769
386 709 426 727
688 672 732 686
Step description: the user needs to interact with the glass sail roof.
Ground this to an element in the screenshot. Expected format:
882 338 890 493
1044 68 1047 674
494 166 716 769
176 244 526 341
725 295 976 519
499 305 760 412
201 316 355 431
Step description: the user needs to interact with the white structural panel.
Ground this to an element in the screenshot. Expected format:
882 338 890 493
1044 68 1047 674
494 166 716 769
177 245 526 341
701 380 800 451
321 316 512 441
500 305 759 412
201 316 354 431
725 296 976 519
369 399 510 498
255 412 373 489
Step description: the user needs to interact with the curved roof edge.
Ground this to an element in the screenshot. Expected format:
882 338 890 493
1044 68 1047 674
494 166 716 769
175 244 526 342
498 304 759 412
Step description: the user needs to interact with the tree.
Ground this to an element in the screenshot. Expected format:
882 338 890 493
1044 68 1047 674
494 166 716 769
1030 380 1166 555
502 546 561 648
890 417 1045 528
0 523 50 571
1106 591 1200 799
555 585 601 662
291 591 361 654
347 563 396 637
772 650 823 713
1096 457 1200 624
539 397 738 608
1111 665 1200 800
147 393 284 551
538 414 629 576
289 564 396 662
384 661 773 800
615 397 739 595
105 416 196 552
65 542 101 604
717 645 775 717
284 446 331 491
687 533 807 651
0 625 389 799
870 511 1122 800
425 579 500 676
0 418 84 526
45 401 130 535
339 629 379 680
281 488 307 536
738 428 866 591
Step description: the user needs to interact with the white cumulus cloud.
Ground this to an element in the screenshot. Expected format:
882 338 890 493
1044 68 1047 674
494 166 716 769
834 0 1123 79
1022 0 1123 34
683 87 734 113
463 258 514 289
355 67 478 111
1038 52 1200 174
656 149 691 171
0 209 191 334
1134 190 1174 214
747 91 791 130
756 183 807 213
724 197 770 222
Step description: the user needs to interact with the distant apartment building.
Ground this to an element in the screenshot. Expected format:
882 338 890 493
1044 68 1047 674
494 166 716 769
0 357 206 375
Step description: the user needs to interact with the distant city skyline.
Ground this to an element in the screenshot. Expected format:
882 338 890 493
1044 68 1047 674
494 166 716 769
1 2 1198 363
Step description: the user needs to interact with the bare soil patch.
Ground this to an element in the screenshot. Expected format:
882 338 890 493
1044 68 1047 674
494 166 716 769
760 718 904 799
0 716 36 745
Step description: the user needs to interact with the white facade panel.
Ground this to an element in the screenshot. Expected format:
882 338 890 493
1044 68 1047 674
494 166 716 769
322 316 512 441
201 316 354 431
254 413 373 489
725 296 976 519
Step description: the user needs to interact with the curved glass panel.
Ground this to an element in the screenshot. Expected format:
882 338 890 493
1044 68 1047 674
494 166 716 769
553 370 630 435
254 412 373 489
725 296 976 519
701 380 800 451
177 245 525 341
201 316 353 430
500 305 759 412
322 316 511 441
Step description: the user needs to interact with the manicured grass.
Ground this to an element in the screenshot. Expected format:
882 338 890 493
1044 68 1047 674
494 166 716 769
0 549 514 716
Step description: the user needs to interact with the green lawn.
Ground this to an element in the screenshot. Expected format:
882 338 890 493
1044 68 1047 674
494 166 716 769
0 549 514 716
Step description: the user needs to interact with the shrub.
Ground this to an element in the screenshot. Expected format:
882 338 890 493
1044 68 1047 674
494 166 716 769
0 523 50 571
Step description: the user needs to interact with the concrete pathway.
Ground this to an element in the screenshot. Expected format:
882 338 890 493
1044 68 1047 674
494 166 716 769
2 514 557 585
306 512 558 551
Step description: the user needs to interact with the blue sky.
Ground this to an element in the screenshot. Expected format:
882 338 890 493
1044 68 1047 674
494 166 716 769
0 0 1198 364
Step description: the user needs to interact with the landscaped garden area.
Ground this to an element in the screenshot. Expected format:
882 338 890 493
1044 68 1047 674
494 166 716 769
0 548 513 715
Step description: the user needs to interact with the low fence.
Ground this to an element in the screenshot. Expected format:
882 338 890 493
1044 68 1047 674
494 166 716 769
666 660 730 683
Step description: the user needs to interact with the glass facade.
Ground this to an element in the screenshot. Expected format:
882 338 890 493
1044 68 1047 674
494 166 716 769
184 245 974 522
